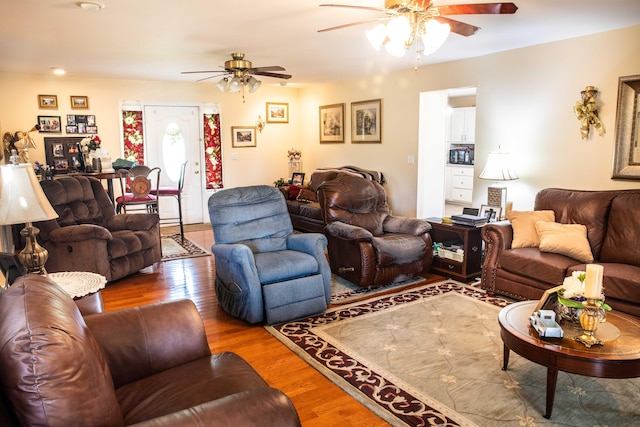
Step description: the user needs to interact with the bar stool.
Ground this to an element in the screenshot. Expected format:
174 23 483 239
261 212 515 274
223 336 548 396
151 161 187 241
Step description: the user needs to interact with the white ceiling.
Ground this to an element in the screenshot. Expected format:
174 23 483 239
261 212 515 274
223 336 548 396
1 0 639 87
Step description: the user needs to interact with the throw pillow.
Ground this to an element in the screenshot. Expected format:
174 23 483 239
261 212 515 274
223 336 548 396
507 210 555 248
297 188 317 203
288 185 301 200
535 221 594 263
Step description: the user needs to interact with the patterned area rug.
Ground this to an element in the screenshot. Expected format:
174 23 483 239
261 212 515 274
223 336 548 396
160 234 210 261
330 275 429 305
267 281 640 426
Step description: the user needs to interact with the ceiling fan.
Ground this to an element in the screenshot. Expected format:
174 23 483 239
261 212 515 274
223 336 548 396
181 53 292 97
319 1 518 57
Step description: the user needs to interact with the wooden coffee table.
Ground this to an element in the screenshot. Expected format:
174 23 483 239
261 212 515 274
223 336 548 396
498 300 640 419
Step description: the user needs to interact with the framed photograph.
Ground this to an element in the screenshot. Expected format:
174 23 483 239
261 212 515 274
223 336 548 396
231 126 257 148
38 94 58 109
44 137 84 173
291 172 305 186
319 103 345 143
534 285 564 312
266 102 289 123
70 95 89 109
38 115 62 133
480 205 502 223
351 99 381 143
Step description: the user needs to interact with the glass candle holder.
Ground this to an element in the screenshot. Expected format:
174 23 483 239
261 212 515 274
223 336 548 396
576 299 604 348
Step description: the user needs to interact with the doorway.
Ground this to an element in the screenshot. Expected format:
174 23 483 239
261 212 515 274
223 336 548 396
144 105 205 224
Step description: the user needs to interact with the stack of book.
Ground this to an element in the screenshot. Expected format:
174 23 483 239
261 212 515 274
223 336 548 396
451 214 487 227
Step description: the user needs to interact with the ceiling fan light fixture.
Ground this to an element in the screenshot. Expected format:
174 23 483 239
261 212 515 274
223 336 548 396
228 76 243 93
420 20 450 56
386 15 412 43
366 24 387 50
385 40 407 57
247 76 262 93
216 77 228 92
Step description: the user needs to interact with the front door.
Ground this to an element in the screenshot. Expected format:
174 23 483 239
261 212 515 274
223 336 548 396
144 105 204 224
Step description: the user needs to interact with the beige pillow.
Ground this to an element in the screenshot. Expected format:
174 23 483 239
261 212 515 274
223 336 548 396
507 210 555 248
535 221 594 263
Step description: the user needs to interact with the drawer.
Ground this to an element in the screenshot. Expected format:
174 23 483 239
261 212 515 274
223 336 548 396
451 167 474 177
432 257 463 274
449 188 473 203
451 175 473 190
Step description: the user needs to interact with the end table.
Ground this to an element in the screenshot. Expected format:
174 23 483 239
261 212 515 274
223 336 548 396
48 271 107 315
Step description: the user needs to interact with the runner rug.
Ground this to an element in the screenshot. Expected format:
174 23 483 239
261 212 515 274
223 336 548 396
266 280 640 426
160 234 210 262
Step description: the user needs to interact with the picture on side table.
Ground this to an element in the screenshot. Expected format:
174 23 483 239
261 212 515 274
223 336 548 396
319 103 345 143
231 126 257 148
38 95 58 109
351 99 381 143
291 172 305 186
266 102 289 123
480 205 502 223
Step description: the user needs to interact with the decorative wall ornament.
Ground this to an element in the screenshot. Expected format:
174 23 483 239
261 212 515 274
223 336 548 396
256 115 266 133
573 86 605 139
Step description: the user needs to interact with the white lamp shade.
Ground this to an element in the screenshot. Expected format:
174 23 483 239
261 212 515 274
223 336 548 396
215 78 228 92
0 164 58 225
385 39 407 57
421 20 450 56
366 24 387 50
228 76 243 93
386 16 411 43
247 76 262 93
479 151 519 181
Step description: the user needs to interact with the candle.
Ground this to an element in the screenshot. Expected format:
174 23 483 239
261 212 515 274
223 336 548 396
584 264 604 299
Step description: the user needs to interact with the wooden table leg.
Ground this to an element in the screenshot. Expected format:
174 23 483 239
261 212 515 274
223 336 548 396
502 343 510 370
544 367 558 419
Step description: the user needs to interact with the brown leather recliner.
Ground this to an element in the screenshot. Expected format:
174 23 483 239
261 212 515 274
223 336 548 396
0 275 301 426
317 173 433 288
36 176 161 282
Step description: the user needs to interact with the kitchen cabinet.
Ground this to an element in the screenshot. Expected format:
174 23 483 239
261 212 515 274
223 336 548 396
448 107 475 143
445 166 474 204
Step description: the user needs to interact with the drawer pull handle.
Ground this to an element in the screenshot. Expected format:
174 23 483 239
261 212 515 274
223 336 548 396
472 246 479 252
448 265 454 270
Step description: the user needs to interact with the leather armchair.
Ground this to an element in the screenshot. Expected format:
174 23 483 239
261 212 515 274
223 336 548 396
208 185 331 324
0 275 301 426
317 173 433 287
36 176 161 282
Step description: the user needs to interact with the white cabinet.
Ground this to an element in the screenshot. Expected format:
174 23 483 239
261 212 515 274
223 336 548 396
448 107 475 143
445 166 474 204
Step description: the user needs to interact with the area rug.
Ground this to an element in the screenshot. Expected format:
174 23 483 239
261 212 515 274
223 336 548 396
330 275 429 305
267 281 640 426
160 234 210 261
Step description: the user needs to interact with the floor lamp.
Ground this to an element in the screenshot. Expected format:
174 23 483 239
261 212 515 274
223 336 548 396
479 150 519 216
0 162 59 274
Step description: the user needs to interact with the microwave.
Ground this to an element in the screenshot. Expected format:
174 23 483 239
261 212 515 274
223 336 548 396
449 148 474 165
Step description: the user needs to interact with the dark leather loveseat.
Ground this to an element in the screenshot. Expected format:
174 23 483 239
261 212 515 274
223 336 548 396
0 275 301 426
279 166 385 233
482 188 640 317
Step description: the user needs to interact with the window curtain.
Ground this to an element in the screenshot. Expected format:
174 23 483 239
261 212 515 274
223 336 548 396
122 108 145 164
204 113 223 189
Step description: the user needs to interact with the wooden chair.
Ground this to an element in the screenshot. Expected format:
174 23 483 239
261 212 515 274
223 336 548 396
116 165 161 214
151 160 187 241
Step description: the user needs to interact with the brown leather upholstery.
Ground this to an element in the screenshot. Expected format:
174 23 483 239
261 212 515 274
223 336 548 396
318 173 432 287
0 274 301 426
36 176 161 282
481 188 640 317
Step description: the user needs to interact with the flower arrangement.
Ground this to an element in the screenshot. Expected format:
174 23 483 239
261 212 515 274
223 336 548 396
287 148 301 163
83 135 102 152
558 270 611 311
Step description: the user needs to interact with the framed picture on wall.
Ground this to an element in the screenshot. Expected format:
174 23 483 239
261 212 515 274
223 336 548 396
70 95 89 109
38 116 62 133
351 99 381 143
38 95 58 109
266 102 289 123
231 126 257 148
319 103 345 143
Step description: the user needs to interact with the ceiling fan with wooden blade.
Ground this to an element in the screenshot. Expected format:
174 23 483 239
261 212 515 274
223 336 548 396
319 1 518 38
181 53 292 82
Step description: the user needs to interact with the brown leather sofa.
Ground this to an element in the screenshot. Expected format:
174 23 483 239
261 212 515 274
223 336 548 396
482 188 640 317
36 176 161 282
0 275 301 426
279 166 385 233
317 173 433 287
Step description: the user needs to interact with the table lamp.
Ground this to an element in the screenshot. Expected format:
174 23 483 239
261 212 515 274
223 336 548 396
0 162 59 274
479 149 519 213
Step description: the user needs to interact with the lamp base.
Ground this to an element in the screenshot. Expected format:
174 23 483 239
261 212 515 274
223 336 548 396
487 185 507 209
18 222 49 274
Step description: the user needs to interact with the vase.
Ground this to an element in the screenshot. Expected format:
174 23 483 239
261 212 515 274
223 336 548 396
576 300 604 348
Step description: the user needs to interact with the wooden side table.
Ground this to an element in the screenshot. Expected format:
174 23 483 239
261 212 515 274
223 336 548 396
427 220 482 281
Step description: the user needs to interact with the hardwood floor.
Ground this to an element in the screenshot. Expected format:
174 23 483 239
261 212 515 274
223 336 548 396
100 228 390 426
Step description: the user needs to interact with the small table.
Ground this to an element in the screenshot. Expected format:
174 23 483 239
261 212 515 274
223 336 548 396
48 271 107 315
499 301 640 419
427 220 482 281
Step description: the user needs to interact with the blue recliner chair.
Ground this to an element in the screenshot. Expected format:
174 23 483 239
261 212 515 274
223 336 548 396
208 185 331 324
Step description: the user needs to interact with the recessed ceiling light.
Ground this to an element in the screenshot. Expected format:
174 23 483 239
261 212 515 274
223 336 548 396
51 67 66 76
77 1 105 11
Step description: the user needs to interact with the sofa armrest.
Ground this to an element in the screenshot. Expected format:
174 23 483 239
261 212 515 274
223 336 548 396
107 212 159 232
84 299 211 388
481 220 513 292
130 388 301 427
325 221 373 240
48 224 112 243
383 216 431 235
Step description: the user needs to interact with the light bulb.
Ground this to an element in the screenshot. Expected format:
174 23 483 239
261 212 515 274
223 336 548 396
420 20 450 56
386 16 411 43
366 24 387 50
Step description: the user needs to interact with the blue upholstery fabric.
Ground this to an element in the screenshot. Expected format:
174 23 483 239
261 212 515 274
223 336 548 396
208 186 330 324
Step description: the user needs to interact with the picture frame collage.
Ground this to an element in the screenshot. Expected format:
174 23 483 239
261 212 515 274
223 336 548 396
319 99 382 144
44 137 85 173
36 94 96 136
